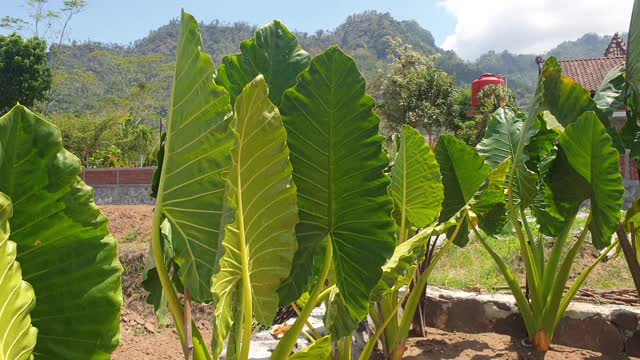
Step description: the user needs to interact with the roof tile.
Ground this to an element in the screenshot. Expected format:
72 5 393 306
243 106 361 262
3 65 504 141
558 56 625 92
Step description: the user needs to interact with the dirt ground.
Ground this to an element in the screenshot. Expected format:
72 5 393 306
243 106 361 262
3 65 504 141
103 205 637 359
403 328 635 360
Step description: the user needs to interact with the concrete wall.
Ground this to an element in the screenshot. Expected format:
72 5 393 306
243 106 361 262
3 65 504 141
82 167 155 205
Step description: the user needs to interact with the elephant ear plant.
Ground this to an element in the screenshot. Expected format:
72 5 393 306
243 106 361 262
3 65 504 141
360 131 510 360
146 10 401 360
470 57 625 351
0 105 123 359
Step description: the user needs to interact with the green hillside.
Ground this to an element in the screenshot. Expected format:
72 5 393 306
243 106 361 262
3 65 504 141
50 11 624 119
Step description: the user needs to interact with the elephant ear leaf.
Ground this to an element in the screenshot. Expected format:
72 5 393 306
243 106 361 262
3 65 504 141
0 105 122 359
477 107 538 207
389 125 443 229
216 21 311 105
212 75 298 355
436 135 491 246
277 47 396 323
0 193 37 360
550 112 624 248
154 11 235 303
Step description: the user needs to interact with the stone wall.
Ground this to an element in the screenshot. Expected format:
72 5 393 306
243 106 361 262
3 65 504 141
424 287 640 356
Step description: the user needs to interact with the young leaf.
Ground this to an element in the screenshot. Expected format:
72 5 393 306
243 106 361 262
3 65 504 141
154 11 234 303
554 111 624 248
388 125 443 229
324 288 362 339
0 193 37 360
435 135 491 246
288 336 332 360
593 66 626 120
0 105 122 359
212 75 298 354
277 46 396 322
477 107 538 207
216 21 311 105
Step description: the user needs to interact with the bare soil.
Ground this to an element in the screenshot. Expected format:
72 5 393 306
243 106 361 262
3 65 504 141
403 328 636 360
104 205 637 359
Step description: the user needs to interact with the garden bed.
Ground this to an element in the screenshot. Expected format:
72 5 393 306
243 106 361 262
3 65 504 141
104 205 640 358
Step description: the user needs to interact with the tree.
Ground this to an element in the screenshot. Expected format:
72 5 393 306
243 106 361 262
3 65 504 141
455 84 516 146
378 43 459 145
0 33 52 114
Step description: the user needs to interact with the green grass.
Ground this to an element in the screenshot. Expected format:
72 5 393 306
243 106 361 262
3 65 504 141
430 213 635 292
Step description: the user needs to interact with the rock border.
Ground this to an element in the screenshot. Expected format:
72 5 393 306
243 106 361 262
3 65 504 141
424 287 640 356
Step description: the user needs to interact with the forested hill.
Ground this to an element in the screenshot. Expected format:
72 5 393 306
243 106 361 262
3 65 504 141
55 11 626 109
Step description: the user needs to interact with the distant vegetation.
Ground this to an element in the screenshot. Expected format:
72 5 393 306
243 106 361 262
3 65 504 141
48 11 628 114
1 7 626 167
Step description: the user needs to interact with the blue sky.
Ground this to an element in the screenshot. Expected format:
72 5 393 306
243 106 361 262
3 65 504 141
1 0 634 60
2 0 455 46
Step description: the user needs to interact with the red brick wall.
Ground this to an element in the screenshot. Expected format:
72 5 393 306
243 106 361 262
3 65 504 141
81 167 155 186
82 159 639 188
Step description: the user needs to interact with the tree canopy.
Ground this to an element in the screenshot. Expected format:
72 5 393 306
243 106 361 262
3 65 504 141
0 33 52 114
377 44 460 143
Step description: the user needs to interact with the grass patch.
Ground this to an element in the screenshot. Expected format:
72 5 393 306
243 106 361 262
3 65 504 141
430 212 635 292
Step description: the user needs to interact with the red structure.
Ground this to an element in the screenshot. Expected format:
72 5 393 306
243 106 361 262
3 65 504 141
471 74 506 108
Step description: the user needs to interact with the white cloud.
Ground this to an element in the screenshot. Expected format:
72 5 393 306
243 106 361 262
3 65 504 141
439 0 633 61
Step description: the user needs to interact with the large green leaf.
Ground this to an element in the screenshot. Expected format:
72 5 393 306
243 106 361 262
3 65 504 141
477 107 538 207
216 21 311 105
388 125 443 228
212 75 298 352
535 57 623 152
436 135 490 245
0 193 37 360
538 60 594 127
550 112 624 248
154 11 234 303
0 105 122 359
277 46 396 321
627 0 640 115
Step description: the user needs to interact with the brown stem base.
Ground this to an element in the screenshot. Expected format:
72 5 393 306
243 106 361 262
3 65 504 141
390 342 407 360
533 330 550 352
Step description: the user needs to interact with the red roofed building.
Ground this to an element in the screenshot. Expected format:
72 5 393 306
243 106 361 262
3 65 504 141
558 33 626 93
554 34 636 181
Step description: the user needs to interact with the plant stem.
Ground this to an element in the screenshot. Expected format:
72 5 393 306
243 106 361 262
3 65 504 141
616 226 640 299
339 336 352 360
359 278 413 360
394 223 458 355
185 290 193 360
552 238 618 334
471 221 537 337
236 172 253 360
540 224 589 335
151 211 185 341
271 240 334 360
506 181 542 313
151 210 211 360
292 303 321 339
